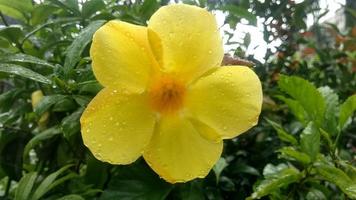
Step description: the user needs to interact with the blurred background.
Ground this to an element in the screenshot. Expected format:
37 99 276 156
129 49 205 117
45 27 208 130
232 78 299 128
0 0 355 199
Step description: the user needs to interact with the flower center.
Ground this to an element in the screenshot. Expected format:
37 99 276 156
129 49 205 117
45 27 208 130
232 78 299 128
149 76 186 115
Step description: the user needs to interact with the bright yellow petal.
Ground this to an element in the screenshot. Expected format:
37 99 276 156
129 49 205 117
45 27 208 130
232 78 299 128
90 20 158 92
148 4 223 83
186 66 263 141
80 88 156 164
143 116 223 183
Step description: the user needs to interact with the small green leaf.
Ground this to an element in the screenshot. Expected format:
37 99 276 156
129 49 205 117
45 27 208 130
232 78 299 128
34 95 68 116
57 195 85 200
339 95 356 130
23 126 62 159
314 162 356 199
61 108 83 139
31 164 75 200
0 53 55 68
306 188 327 200
275 95 307 125
0 63 51 84
318 86 339 135
82 0 105 18
278 147 311 165
265 118 298 145
14 172 38 200
213 157 228 182
249 167 302 199
278 75 325 125
222 5 257 25
300 122 320 161
63 20 105 76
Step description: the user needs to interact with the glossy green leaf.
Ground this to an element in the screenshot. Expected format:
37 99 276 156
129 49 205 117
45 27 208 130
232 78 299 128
178 181 205 200
306 188 327 200
265 118 298 145
61 108 83 139
275 95 307 125
278 75 325 125
0 25 23 43
278 147 311 164
14 172 38 200
63 20 105 76
249 167 302 199
32 164 74 200
0 63 51 84
318 86 339 135
300 122 320 161
315 162 356 199
339 95 356 130
213 157 228 182
34 95 68 116
0 53 54 68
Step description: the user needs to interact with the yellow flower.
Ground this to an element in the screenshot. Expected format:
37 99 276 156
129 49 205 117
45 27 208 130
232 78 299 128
80 4 262 183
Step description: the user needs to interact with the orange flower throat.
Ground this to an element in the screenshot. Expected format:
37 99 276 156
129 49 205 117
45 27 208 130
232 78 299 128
149 76 186 115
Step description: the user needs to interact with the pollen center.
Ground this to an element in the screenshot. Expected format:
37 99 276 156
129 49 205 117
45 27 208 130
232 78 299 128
149 76 186 115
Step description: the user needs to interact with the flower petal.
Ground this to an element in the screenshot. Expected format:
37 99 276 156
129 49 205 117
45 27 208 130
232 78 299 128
80 88 156 164
186 66 263 141
143 116 223 183
148 4 223 83
90 20 158 92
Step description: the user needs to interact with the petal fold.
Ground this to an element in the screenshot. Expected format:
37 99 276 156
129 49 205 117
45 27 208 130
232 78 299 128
143 116 223 183
148 4 223 83
90 20 158 92
186 66 263 141
81 88 156 164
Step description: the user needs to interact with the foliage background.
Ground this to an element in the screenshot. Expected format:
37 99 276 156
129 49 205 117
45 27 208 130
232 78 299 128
0 0 355 199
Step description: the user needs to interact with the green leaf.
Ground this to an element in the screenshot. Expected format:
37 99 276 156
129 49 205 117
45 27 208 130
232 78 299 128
82 0 105 18
14 172 38 200
249 167 302 199
57 195 85 200
306 188 327 200
275 95 307 125
314 162 356 199
0 0 33 21
100 161 172 200
0 26 23 43
23 126 62 159
339 95 356 130
222 5 257 25
0 63 51 84
213 157 228 182
278 147 311 165
49 0 80 15
300 122 320 161
278 75 325 125
61 108 83 139
30 4 60 25
265 118 298 145
318 86 339 135
34 95 68 116
63 20 105 76
31 164 74 200
0 53 55 68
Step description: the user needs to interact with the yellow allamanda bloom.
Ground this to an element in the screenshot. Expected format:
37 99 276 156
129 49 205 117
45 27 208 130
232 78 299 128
81 4 262 183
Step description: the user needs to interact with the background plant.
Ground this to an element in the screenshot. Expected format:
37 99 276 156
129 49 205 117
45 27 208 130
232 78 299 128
0 0 355 199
